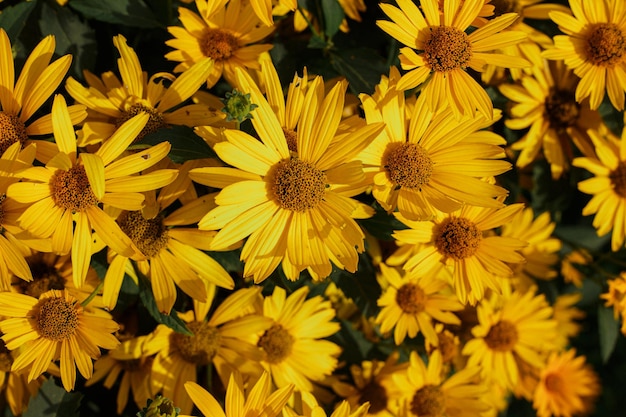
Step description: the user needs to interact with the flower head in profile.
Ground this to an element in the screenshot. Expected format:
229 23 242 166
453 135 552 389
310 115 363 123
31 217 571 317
601 272 626 334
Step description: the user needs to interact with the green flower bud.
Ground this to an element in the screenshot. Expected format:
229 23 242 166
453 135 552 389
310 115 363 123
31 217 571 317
137 395 180 417
222 89 258 123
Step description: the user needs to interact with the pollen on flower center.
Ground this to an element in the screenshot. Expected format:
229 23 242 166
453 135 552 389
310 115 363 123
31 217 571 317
423 26 472 72
51 165 99 212
171 321 221 366
283 128 298 153
544 373 563 392
410 384 446 417
434 217 482 260
0 112 28 155
116 103 165 141
0 340 13 373
609 162 626 198
358 381 388 414
258 324 294 364
35 296 80 341
118 211 169 258
200 28 239 61
384 142 433 190
271 158 327 212
545 89 580 129
484 320 518 351
19 260 65 298
396 283 427 314
585 23 626 67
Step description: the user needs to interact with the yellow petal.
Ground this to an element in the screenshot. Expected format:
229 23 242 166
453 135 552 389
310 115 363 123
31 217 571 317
96 113 149 166
51 94 77 158
105 169 178 193
0 29 16 115
86 205 134 257
21 55 72 122
81 153 105 200
112 35 143 99
157 57 214 112
105 142 171 179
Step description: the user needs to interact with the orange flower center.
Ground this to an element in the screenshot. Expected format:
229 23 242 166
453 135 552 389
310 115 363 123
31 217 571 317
35 296 80 341
423 26 472 72
545 89 580 129
585 23 626 67
51 165 99 212
200 28 239 61
544 373 564 392
0 340 12 372
410 384 446 417
171 321 221 366
609 162 626 198
485 320 518 351
434 217 482 260
118 211 169 258
0 112 27 155
258 324 294 363
19 259 66 298
358 381 388 414
384 142 433 190
396 283 427 314
116 103 166 141
283 128 298 153
271 158 327 212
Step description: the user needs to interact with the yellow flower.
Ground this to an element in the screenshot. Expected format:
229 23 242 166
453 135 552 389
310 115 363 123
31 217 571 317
543 0 626 110
0 289 120 391
552 293 585 349
601 272 626 334
560 248 592 287
377 0 529 117
166 0 274 88
0 339 46 416
189 70 383 282
285 391 369 417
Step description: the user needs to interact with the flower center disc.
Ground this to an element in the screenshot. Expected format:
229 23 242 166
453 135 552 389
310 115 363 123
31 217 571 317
271 158 327 212
258 324 294 364
545 89 580 129
118 211 169 258
172 321 221 366
35 296 80 341
423 26 472 72
283 128 298 153
358 381 388 414
609 162 626 198
200 29 239 61
20 260 66 298
116 103 165 141
585 23 626 67
434 217 482 260
544 373 564 392
385 143 433 190
437 331 459 363
484 320 518 351
51 165 99 212
410 384 446 417
396 283 427 314
0 112 27 155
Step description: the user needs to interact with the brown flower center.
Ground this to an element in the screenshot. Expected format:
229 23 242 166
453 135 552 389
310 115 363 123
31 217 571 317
423 26 472 72
0 340 13 373
271 158 327 212
0 112 27 155
396 283 427 314
609 162 626 198
118 211 169 258
19 260 65 298
434 217 482 260
484 320 518 351
544 373 563 392
490 0 521 15
283 128 298 153
116 103 166 141
358 381 388 414
258 324 294 364
410 385 446 417
437 330 459 363
200 28 239 61
384 142 433 190
51 165 99 212
545 89 580 129
585 23 626 67
35 296 80 341
171 321 221 366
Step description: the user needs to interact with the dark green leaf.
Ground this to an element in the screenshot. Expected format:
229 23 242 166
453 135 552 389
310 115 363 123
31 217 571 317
321 0 344 40
307 35 328 50
330 253 381 317
598 305 620 363
329 47 389 95
134 125 216 163
359 203 408 241
330 319 373 364
23 379 82 417
69 0 162 28
0 1 37 42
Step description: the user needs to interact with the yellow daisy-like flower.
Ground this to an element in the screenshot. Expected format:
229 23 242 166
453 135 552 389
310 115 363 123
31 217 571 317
499 60 601 179
377 0 529 117
572 118 626 251
359 68 511 220
392 202 527 305
166 0 274 88
189 69 384 283
66 34 214 146
532 349 600 417
285 391 369 417
601 272 626 334
376 263 462 346
462 287 559 391
560 248 592 287
7 94 178 289
0 340 46 416
0 289 120 391
552 293 585 349
543 0 626 110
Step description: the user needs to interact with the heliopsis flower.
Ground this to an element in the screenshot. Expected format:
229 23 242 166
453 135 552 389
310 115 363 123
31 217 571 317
376 263 462 345
394 350 492 417
560 248 592 287
0 289 120 391
462 287 559 391
189 70 384 283
499 60 601 179
252 286 341 392
0 340 46 416
143 287 269 414
543 0 626 110
166 0 274 88
573 118 626 251
359 68 511 220
285 391 369 417
532 349 600 417
183 371 294 417
425 323 461 367
7 94 178 289
377 0 529 117
601 272 626 334
552 293 585 349
65 34 214 146
392 202 527 305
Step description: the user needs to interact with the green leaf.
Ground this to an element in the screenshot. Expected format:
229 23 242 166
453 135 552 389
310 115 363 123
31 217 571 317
307 35 328 50
330 253 381 317
359 203 408 241
23 379 82 417
321 0 344 40
134 125 216 163
0 1 37 42
330 319 373 364
329 47 389 95
69 0 163 28
598 305 620 363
